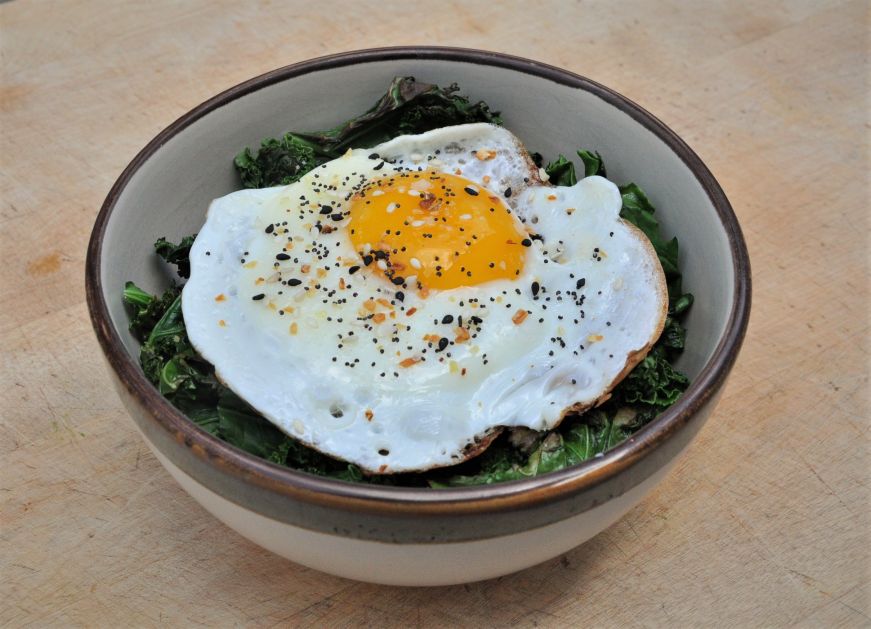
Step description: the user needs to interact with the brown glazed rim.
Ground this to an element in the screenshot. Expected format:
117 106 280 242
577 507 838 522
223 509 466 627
86 47 751 517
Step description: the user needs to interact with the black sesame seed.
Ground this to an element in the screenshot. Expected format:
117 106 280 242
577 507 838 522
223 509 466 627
265 223 274 234
442 314 454 324
362 254 373 266
521 238 532 247
463 186 479 196
504 187 512 198
391 276 405 285
276 253 291 260
319 205 333 215
330 213 344 221
576 278 586 289
395 291 405 302
287 278 302 286
348 265 360 275
252 293 265 301
368 153 379 160
437 337 449 352
373 161 385 170
532 281 540 297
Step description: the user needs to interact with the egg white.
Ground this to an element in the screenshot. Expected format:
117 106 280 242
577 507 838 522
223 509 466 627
182 124 666 473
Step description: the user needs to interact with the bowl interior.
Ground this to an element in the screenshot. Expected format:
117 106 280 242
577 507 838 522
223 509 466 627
100 53 734 420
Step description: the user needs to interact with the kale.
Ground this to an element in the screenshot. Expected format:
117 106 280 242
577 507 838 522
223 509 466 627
432 412 631 487
126 80 693 487
544 150 607 186
544 155 578 186
234 76 502 189
435 150 693 487
123 281 180 340
123 241 362 479
616 349 689 412
154 235 196 278
577 150 607 177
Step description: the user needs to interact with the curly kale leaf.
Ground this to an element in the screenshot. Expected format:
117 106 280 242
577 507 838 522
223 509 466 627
617 349 690 411
123 281 181 341
577 149 607 177
544 155 577 186
154 235 196 278
433 413 629 488
234 76 502 188
544 150 606 186
617 183 691 305
234 134 322 189
124 272 369 479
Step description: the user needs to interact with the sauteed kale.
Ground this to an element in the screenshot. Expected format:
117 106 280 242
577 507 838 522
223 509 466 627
124 77 691 486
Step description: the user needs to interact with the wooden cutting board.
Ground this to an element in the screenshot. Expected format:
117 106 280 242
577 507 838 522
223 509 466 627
2 1 868 625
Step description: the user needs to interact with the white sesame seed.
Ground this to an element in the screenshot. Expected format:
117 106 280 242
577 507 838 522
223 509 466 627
410 258 422 269
386 202 398 214
459 214 472 220
377 260 388 270
371 190 385 197
411 220 425 227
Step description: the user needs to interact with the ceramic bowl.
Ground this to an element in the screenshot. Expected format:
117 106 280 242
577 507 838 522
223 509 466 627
86 47 750 586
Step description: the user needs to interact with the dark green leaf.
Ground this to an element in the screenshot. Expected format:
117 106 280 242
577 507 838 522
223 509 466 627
618 354 690 411
672 293 694 315
123 282 181 341
618 183 690 304
660 316 687 351
234 133 322 189
216 389 291 460
154 236 196 278
184 406 221 435
235 77 502 189
146 294 185 345
544 155 577 186
577 149 607 177
123 281 152 308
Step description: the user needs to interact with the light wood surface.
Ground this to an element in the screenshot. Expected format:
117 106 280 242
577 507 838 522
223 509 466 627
2 1 868 626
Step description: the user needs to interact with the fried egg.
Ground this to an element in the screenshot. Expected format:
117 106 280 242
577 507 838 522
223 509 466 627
182 124 667 473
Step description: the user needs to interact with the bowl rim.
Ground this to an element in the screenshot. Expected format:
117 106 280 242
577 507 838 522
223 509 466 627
86 46 751 516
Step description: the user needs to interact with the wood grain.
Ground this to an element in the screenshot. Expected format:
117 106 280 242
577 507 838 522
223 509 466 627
1 0 868 626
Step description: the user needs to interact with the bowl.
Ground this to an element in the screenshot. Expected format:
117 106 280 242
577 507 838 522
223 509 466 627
86 47 751 586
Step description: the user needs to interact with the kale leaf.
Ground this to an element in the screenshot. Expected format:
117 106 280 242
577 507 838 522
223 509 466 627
155 235 196 278
544 150 606 186
577 149 607 177
123 281 180 340
124 241 372 480
235 76 502 189
544 155 578 186
432 413 630 487
435 150 693 487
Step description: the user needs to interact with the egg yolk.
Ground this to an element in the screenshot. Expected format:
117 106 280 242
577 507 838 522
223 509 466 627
348 170 527 290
